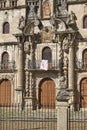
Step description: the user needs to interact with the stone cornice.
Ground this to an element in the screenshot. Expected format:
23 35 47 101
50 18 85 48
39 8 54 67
67 0 87 5
0 5 26 11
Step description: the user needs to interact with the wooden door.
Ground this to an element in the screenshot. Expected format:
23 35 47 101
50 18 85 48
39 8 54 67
83 50 87 69
0 79 11 106
81 78 87 108
39 78 55 109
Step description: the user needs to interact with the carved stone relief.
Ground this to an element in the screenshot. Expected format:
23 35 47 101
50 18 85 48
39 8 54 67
41 26 53 43
43 0 51 18
0 74 14 81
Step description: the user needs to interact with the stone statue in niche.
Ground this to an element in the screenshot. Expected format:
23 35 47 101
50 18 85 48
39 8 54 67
41 26 52 42
18 16 25 30
24 41 30 54
59 76 67 88
66 11 76 26
62 37 69 53
43 0 51 18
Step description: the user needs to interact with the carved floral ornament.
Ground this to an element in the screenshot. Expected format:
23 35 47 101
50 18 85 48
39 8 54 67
0 74 14 81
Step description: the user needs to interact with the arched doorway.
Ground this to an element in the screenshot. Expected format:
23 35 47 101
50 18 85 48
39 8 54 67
0 79 11 106
39 78 55 109
80 78 87 108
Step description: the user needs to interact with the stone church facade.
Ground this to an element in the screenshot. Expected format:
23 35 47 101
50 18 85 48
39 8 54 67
0 0 87 108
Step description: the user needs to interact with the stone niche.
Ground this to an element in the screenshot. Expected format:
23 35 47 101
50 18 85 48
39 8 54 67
42 0 51 19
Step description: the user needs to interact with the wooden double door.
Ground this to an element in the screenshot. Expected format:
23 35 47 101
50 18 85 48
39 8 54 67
0 79 11 106
39 78 55 109
81 78 87 108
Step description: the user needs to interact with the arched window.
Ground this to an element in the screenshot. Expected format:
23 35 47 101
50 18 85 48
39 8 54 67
42 47 52 63
83 49 87 69
1 52 9 70
83 16 87 28
3 22 10 34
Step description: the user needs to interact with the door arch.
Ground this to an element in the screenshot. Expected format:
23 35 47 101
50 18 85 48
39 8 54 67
39 78 55 109
0 79 11 106
80 78 87 108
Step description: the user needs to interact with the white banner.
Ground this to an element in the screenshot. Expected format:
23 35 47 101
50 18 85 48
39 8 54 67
40 60 48 70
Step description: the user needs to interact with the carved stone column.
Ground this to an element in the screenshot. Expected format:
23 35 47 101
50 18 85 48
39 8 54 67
25 71 29 97
29 72 32 98
18 42 24 89
68 43 74 90
16 36 24 104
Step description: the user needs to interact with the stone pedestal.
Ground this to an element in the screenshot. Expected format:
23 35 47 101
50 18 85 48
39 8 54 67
56 88 70 130
57 101 68 130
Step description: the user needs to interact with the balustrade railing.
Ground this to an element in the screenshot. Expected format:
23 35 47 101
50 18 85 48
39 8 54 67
0 61 15 72
28 60 60 70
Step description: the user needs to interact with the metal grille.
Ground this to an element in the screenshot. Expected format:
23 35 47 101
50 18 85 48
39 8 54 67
0 103 57 130
68 103 87 130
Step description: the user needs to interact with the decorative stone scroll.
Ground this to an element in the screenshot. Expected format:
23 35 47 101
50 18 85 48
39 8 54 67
23 21 34 35
56 88 70 102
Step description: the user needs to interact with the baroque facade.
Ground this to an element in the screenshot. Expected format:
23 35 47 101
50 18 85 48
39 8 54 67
0 0 87 108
